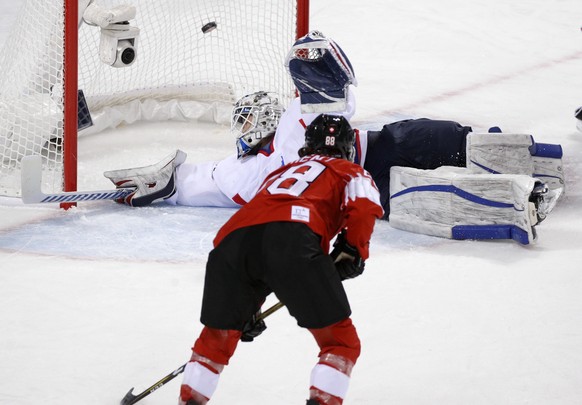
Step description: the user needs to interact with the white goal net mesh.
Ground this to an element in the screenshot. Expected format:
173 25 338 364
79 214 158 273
0 0 300 197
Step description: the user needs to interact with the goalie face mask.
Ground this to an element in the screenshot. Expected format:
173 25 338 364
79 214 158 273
231 92 284 158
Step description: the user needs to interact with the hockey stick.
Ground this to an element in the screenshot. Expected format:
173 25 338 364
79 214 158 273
120 301 285 405
20 155 135 204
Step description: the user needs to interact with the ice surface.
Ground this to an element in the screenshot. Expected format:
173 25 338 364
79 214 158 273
1 1 582 404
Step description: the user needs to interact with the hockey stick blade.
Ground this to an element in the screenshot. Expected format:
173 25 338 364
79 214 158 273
120 363 187 405
119 301 285 405
20 155 135 204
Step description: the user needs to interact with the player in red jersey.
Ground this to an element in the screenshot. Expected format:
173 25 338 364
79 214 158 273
178 114 384 405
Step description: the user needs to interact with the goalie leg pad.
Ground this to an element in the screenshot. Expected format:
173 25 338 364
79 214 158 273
467 132 565 193
466 132 536 175
104 149 187 206
389 166 541 244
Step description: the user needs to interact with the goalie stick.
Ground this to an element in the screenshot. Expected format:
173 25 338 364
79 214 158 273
120 301 285 405
20 155 135 204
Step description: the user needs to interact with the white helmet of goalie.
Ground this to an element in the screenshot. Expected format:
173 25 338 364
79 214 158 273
232 91 284 158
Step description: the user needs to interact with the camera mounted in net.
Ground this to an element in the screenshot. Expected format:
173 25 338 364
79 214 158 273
82 3 140 68
99 22 140 68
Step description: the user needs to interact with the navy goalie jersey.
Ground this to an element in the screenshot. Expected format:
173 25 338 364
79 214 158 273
361 118 473 218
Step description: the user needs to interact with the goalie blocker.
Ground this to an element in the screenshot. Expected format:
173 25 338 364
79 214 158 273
389 166 555 245
286 30 356 114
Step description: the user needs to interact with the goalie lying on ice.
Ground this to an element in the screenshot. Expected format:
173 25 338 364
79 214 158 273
104 116 562 246
103 108 564 246
103 30 564 244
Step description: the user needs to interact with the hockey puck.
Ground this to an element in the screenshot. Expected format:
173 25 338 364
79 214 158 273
201 22 217 34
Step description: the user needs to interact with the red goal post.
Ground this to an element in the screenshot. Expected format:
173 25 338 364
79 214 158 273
0 0 309 207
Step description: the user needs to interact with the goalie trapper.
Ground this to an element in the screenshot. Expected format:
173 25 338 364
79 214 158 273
104 149 187 207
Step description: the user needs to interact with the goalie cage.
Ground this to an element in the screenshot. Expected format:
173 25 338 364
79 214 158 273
0 0 309 205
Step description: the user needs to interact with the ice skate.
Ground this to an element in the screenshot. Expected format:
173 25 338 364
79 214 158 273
529 181 561 225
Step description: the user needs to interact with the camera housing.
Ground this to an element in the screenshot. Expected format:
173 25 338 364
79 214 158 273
99 23 140 68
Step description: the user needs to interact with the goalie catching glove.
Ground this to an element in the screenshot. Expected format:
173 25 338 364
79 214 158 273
330 230 365 280
103 149 186 207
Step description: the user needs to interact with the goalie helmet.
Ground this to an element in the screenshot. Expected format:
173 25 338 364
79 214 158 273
299 114 355 161
231 91 284 158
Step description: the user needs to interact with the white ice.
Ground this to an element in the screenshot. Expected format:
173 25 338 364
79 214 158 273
1 1 582 404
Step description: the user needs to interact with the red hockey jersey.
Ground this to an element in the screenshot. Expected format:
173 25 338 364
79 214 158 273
213 154 384 259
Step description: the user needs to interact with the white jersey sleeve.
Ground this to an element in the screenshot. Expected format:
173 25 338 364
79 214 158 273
179 86 357 206
166 160 239 207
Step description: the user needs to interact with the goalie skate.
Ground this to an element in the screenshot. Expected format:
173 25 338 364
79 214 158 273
529 181 561 224
104 150 187 207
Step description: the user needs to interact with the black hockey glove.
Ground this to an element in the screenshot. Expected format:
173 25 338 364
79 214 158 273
335 258 365 280
330 230 365 281
240 310 267 342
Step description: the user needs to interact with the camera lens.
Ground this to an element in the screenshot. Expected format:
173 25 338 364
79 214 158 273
121 47 135 65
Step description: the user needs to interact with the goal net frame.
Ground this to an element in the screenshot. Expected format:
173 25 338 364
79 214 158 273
0 0 309 208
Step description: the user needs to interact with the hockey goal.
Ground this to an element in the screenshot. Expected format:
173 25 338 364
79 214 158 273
0 0 309 200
